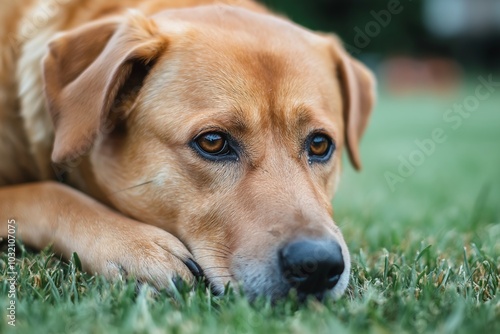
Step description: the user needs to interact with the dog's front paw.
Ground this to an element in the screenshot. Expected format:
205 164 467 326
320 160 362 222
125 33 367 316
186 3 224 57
86 223 202 290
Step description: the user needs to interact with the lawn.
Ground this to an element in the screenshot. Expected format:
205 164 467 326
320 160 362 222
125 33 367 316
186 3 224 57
1 81 499 334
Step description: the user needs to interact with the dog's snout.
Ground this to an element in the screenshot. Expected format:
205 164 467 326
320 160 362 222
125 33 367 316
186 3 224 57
279 239 345 296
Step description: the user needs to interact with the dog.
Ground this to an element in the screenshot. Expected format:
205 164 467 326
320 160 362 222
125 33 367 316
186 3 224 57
0 0 375 301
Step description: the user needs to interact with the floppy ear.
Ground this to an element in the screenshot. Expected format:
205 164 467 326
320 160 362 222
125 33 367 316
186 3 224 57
43 11 167 163
328 36 376 170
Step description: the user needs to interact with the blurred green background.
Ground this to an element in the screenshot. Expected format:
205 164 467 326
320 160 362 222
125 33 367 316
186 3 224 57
260 0 500 71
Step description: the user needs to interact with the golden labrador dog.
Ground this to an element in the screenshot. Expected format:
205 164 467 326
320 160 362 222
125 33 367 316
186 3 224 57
0 0 375 301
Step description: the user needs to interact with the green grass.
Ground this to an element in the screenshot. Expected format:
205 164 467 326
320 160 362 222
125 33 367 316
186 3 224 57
1 82 499 333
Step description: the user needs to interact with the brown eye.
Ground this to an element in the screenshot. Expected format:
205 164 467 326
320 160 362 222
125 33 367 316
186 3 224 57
193 132 237 160
307 134 334 162
196 133 228 154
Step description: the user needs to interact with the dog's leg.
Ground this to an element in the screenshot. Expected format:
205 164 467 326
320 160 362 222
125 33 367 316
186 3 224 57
0 181 199 288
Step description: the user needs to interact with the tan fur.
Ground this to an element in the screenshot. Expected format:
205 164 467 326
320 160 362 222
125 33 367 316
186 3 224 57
0 0 375 299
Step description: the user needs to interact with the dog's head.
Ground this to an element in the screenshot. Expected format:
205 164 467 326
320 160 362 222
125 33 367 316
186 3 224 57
43 6 375 301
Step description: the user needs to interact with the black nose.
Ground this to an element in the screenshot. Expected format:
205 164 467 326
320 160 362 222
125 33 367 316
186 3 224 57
279 239 345 295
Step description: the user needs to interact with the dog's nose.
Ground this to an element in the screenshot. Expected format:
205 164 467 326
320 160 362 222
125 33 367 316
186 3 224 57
279 239 345 295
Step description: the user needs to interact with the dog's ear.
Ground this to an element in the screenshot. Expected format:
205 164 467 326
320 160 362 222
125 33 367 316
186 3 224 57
43 11 167 163
327 35 376 170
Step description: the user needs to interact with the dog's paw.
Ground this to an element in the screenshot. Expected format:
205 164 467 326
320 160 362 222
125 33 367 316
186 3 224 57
87 223 202 290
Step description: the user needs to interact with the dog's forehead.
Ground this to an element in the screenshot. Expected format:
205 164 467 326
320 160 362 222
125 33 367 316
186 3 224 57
140 7 343 142
151 5 332 76
152 5 322 42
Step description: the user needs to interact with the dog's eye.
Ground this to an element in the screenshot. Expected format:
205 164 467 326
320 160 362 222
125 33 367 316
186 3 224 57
193 132 239 161
307 134 334 163
196 133 229 155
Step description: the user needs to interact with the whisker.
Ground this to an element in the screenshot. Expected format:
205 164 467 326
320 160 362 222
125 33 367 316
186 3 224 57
111 180 154 195
202 266 230 271
191 247 232 256
196 254 228 260
202 240 231 250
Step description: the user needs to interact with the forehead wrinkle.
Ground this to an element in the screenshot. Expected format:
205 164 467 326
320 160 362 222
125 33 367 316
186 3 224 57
181 107 253 137
291 106 338 137
287 106 314 146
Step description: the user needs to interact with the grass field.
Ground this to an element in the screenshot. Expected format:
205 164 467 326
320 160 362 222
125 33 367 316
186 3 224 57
1 81 499 334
